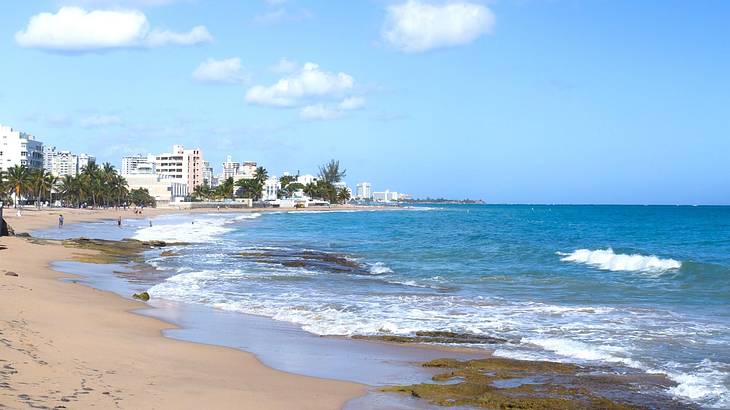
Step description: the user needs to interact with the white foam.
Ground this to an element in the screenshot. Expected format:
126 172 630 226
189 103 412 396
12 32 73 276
369 262 394 275
666 360 730 408
558 248 681 272
522 337 642 368
133 214 259 243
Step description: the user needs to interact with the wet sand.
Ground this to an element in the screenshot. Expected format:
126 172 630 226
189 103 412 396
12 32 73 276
0 208 365 409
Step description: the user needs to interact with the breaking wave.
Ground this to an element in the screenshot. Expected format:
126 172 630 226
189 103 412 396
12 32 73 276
557 248 681 273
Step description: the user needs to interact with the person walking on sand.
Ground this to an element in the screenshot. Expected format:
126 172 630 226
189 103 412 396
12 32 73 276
58 214 64 228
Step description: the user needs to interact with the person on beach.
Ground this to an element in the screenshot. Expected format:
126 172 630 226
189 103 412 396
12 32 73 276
117 216 122 227
149 220 152 227
58 214 64 228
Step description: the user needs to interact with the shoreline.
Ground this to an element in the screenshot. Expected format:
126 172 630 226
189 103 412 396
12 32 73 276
0 208 367 409
1 208 699 409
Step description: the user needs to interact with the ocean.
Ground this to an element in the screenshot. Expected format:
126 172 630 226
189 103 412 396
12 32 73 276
37 205 730 408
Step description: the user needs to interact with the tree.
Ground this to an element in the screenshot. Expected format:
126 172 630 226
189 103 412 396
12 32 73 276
81 161 102 208
318 159 346 184
30 169 56 208
192 183 211 201
129 188 155 207
254 166 268 186
219 177 235 200
336 187 351 204
6 165 31 208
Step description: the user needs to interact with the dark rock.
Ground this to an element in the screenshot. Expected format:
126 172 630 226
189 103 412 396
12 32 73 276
5 272 18 277
15 232 31 238
132 292 150 301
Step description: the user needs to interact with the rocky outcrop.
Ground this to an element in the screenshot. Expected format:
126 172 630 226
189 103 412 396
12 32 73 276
132 292 150 301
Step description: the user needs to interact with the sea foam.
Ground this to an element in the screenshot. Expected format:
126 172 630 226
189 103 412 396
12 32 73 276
557 248 681 273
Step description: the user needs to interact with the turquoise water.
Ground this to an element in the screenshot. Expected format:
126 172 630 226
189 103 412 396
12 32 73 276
36 205 730 407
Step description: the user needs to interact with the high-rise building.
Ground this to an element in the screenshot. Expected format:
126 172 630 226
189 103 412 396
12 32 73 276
240 161 257 179
0 124 43 172
44 146 80 177
202 160 215 186
154 145 204 189
77 153 96 172
121 154 156 175
356 182 372 199
221 156 240 179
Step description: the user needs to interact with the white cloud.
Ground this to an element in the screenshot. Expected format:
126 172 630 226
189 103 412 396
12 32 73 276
270 57 298 74
299 97 366 121
382 0 495 53
338 96 365 111
146 26 212 47
80 114 123 128
253 7 313 25
61 0 183 6
15 7 212 52
246 62 355 107
300 104 342 121
193 58 249 84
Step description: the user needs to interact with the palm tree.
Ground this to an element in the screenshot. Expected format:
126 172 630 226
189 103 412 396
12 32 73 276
254 166 268 186
6 165 31 208
30 169 56 208
336 187 351 204
219 177 235 200
109 174 128 207
81 161 101 207
318 159 346 184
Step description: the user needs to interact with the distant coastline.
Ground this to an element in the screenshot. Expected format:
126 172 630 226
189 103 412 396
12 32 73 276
403 198 485 205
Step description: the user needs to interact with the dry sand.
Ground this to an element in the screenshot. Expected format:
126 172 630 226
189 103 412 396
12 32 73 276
0 208 365 409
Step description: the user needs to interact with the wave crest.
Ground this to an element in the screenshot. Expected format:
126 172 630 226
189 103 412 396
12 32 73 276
558 248 681 273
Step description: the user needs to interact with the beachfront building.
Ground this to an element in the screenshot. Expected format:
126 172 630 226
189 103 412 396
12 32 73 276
154 145 205 189
202 160 217 187
263 176 281 201
43 147 79 177
241 161 257 178
77 153 95 172
0 124 44 172
355 182 372 200
125 173 188 207
373 190 400 203
221 157 257 183
297 174 318 186
221 156 240 179
121 154 156 175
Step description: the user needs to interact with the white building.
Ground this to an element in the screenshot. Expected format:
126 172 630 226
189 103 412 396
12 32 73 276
44 147 79 177
297 174 318 186
154 145 204 189
372 190 400 203
0 124 44 172
263 176 281 201
355 182 372 200
241 161 257 178
121 154 156 175
77 153 95 173
221 156 240 179
125 174 188 207
202 160 215 186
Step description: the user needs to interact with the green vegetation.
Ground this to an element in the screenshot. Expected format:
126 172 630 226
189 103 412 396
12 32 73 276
383 357 644 409
132 291 150 301
1 162 130 208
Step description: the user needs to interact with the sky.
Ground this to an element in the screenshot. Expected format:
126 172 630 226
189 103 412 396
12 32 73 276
1 0 729 204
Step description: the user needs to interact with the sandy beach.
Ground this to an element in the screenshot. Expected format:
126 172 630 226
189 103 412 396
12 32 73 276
0 208 365 409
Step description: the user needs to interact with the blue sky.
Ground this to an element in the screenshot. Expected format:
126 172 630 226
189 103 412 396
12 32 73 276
1 0 728 204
